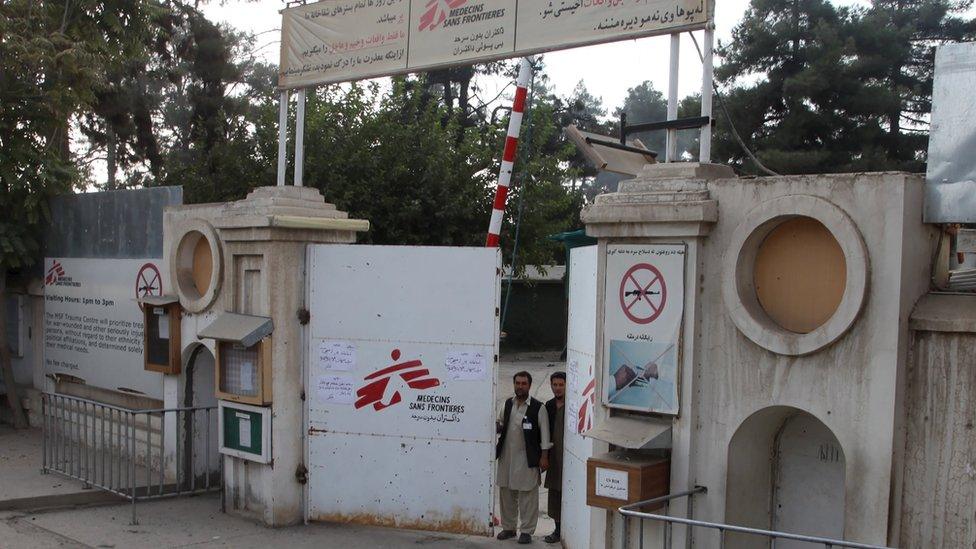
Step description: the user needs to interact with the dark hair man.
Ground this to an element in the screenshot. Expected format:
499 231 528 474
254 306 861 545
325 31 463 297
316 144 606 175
496 371 551 544
543 371 566 543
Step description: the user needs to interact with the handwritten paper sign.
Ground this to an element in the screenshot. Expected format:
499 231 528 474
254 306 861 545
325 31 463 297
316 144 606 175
317 375 356 405
280 0 711 88
318 340 357 372
445 350 488 381
595 467 629 500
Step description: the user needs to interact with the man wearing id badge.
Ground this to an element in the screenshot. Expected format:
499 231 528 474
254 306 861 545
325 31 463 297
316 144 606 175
495 371 551 544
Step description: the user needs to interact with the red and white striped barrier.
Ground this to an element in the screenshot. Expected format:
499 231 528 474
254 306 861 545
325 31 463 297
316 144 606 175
486 57 534 248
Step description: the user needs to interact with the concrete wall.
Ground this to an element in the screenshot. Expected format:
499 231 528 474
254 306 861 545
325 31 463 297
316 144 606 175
898 295 976 548
162 187 366 527
691 172 936 546
46 187 182 261
581 167 939 547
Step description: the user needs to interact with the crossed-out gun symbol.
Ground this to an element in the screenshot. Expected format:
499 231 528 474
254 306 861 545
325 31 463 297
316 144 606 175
624 289 660 298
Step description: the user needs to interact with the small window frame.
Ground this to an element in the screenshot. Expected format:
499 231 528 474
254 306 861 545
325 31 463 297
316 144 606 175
215 337 273 405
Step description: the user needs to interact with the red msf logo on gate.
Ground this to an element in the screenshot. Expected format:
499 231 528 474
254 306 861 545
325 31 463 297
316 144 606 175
418 0 467 31
355 349 441 411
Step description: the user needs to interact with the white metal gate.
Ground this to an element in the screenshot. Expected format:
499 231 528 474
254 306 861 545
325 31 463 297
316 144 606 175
562 245 604 549
304 245 500 535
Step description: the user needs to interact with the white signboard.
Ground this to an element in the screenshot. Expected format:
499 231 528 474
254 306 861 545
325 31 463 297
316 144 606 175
603 244 684 415
595 467 630 500
280 0 711 88
43 258 166 398
305 245 500 535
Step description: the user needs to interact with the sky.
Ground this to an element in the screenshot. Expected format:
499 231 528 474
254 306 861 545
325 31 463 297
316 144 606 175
202 0 758 114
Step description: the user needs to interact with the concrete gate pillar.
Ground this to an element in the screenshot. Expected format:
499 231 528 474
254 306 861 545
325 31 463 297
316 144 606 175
580 163 732 549
163 186 368 527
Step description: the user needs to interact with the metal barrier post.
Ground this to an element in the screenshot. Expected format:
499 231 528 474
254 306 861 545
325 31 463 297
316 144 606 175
130 411 137 525
41 395 48 473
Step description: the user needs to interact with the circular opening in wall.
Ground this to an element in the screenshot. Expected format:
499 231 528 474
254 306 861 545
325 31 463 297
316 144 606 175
191 235 213 297
172 221 222 313
753 217 847 334
722 195 869 357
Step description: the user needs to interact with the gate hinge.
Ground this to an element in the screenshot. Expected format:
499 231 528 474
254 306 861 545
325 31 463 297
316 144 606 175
300 390 306 401
297 308 310 325
295 463 308 485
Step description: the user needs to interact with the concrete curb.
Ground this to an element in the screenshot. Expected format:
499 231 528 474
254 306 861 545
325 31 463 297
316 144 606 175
0 490 124 513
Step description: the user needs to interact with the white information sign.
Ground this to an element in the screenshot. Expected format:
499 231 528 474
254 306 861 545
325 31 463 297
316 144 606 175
603 244 684 415
595 467 630 500
280 0 711 88
43 257 165 398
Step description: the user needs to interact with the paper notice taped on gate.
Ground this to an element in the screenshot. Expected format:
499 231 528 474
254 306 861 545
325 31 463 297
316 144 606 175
317 374 355 405
318 340 356 372
444 350 488 381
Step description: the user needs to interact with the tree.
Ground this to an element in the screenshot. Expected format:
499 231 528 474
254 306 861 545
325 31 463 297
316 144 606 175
715 0 871 174
852 0 976 170
0 0 157 426
715 0 976 174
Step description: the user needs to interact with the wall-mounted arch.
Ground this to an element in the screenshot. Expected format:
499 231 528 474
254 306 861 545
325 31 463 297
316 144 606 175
179 342 219 488
725 406 846 548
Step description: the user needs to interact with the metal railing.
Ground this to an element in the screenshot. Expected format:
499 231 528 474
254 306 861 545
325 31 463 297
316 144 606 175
41 393 221 524
619 486 892 549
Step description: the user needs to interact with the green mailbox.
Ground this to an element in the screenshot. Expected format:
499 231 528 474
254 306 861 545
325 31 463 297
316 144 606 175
218 401 272 463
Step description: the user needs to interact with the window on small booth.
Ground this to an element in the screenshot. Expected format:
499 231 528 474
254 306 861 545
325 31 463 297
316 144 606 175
217 338 271 405
141 298 181 374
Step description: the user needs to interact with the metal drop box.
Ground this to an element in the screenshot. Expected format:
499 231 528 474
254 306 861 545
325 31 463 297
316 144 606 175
586 451 670 510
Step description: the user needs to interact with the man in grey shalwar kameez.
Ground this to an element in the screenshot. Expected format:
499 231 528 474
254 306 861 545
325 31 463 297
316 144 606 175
496 371 551 544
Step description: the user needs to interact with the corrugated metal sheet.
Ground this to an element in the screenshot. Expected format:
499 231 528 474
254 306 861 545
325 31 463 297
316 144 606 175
45 186 183 259
925 42 976 223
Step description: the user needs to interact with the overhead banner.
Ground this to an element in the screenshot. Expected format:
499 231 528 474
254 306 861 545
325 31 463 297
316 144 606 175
602 244 684 415
44 257 166 398
279 0 711 88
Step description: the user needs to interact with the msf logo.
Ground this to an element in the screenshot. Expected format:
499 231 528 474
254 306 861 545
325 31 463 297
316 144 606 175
418 0 467 31
355 349 441 411
45 260 66 286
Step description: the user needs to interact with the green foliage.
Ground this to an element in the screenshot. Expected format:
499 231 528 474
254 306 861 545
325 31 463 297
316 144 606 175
290 69 584 269
0 0 158 270
715 0 976 174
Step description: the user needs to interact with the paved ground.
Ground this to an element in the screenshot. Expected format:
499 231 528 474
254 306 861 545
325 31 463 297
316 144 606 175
0 494 504 548
0 353 568 548
0 424 123 511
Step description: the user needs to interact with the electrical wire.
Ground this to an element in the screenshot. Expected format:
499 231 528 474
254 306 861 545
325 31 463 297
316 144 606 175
689 32 781 177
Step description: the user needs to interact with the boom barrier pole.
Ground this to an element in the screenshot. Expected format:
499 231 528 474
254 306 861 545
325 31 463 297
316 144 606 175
486 57 534 248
